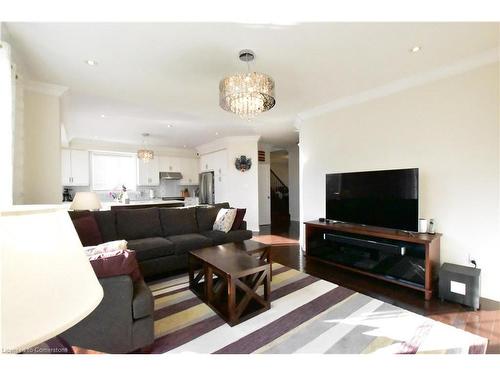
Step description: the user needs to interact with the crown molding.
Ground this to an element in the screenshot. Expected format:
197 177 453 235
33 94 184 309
21 80 68 97
69 138 198 157
196 135 261 155
296 47 500 125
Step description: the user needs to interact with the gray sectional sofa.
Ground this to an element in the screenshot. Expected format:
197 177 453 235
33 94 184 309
75 202 252 278
61 202 252 353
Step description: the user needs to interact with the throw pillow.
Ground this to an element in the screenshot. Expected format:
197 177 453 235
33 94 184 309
213 208 237 233
72 214 104 247
86 246 142 282
231 208 246 230
84 240 128 256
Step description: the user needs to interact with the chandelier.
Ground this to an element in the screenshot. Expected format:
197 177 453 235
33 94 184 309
137 133 154 162
219 50 275 119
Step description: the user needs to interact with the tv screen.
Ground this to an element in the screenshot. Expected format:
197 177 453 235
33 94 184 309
326 168 418 231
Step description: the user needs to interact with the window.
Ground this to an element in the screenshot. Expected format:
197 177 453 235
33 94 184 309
91 152 136 191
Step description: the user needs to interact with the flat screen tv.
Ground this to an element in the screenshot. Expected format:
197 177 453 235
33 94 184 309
326 168 418 231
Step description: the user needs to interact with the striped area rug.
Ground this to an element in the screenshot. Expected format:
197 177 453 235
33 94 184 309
148 263 488 354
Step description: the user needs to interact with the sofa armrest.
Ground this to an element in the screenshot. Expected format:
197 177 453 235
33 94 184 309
132 279 154 320
60 275 135 353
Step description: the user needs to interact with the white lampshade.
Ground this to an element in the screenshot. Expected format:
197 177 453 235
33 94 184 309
0 206 104 353
70 192 102 211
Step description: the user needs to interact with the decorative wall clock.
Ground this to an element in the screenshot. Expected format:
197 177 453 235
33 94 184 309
235 155 252 172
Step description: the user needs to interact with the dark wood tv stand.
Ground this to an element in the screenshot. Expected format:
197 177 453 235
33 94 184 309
304 221 441 300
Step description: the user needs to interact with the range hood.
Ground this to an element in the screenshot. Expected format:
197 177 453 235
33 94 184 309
159 171 183 180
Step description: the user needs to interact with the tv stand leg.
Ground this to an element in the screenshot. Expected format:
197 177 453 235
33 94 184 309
425 290 432 301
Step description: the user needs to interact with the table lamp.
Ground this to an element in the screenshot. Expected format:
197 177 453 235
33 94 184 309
70 192 102 211
0 206 104 353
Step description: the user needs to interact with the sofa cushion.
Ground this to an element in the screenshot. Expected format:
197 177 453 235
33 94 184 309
132 280 154 320
195 203 231 232
231 208 247 230
167 233 213 255
72 214 103 246
225 229 253 243
214 202 231 210
127 237 175 262
159 207 198 236
196 206 222 232
93 211 118 242
201 230 229 246
116 208 162 240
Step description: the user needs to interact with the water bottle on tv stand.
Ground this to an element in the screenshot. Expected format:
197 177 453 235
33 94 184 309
427 219 436 234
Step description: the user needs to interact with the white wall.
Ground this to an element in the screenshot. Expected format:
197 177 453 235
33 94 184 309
23 90 62 204
12 78 24 204
0 40 13 207
287 144 300 221
299 63 500 301
197 136 260 231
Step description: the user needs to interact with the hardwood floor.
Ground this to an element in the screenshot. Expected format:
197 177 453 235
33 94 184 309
254 221 500 354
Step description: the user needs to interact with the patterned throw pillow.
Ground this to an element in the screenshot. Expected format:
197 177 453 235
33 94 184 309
213 208 237 233
84 240 143 282
83 240 128 256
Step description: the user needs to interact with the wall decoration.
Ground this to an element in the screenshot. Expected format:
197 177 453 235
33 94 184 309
235 155 252 172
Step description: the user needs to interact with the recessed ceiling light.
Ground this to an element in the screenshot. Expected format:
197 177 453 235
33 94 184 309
183 145 187 148
215 132 219 136
167 124 173 128
410 46 421 53
85 59 98 66
100 114 106 118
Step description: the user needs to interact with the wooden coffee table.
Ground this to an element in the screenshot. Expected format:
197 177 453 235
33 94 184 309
188 241 271 326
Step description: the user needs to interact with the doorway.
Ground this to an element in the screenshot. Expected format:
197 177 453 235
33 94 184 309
270 150 290 226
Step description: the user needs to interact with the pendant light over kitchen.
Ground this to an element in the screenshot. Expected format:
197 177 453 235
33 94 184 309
137 133 154 162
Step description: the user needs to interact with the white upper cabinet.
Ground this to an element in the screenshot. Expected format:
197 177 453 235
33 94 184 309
158 156 180 172
199 153 211 172
199 150 227 175
61 149 89 186
199 150 227 202
61 149 72 186
179 158 199 185
158 156 199 185
136 157 159 186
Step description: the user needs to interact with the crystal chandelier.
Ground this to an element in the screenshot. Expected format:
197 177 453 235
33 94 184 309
219 50 275 119
137 133 154 162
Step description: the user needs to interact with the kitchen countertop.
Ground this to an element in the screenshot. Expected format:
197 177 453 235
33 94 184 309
61 199 186 210
103 199 184 209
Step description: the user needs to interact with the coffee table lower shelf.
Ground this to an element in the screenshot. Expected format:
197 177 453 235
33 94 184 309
190 278 270 326
188 250 271 326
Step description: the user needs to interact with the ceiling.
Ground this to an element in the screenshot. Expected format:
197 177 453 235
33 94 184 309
5 22 499 148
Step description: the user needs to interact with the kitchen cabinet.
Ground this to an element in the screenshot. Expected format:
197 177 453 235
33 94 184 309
179 158 199 185
200 150 227 202
61 149 89 186
158 156 181 173
137 157 159 186
159 156 199 185
199 151 227 173
199 153 215 172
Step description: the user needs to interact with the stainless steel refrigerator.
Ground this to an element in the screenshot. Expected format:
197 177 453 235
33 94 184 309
199 171 215 204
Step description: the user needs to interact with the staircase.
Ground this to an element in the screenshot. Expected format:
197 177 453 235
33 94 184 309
270 169 290 223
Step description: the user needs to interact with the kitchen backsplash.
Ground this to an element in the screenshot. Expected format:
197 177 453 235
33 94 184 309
63 179 197 202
